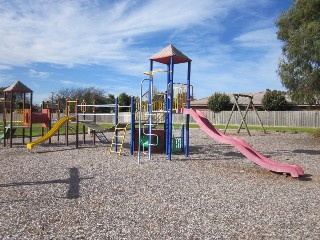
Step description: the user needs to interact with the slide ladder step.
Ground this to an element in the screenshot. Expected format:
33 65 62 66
109 123 129 156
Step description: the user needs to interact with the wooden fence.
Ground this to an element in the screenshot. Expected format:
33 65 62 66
1 111 319 127
173 110 320 128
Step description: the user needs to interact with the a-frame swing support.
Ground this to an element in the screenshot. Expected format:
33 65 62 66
224 94 266 136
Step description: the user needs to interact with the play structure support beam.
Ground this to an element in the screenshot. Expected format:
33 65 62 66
165 64 170 155
167 56 174 160
130 97 135 156
65 99 78 146
148 60 154 160
185 61 191 157
114 97 119 153
9 91 13 148
3 93 6 147
76 101 79 148
29 92 33 143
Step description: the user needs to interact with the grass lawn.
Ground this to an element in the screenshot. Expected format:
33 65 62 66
1 122 318 138
1 123 115 138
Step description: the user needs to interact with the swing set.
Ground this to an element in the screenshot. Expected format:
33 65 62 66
224 94 266 136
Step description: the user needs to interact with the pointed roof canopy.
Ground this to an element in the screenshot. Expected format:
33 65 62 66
149 44 191 64
4 81 33 93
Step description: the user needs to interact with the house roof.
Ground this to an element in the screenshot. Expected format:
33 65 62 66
3 81 33 93
149 44 191 64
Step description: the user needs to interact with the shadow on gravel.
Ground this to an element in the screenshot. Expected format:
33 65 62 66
67 167 81 199
298 174 312 181
292 149 320 155
35 148 76 154
34 145 102 154
0 167 93 199
223 151 244 158
187 145 206 154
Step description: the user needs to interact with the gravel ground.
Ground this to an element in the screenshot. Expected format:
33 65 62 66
0 129 319 239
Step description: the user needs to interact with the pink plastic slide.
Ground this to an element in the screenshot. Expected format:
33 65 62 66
183 108 304 178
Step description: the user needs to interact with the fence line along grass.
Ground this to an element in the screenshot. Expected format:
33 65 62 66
174 123 318 134
7 123 115 138
3 122 319 139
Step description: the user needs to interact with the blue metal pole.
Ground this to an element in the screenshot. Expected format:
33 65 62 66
148 60 153 160
130 97 135 156
115 97 119 153
168 56 174 160
181 124 184 152
185 61 191 157
165 64 170 155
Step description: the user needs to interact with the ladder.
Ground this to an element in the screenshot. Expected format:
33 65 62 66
81 121 109 144
109 123 129 156
94 132 109 144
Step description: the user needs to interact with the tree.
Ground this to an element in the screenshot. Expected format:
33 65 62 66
118 92 131 112
50 87 111 113
207 92 231 112
105 93 115 104
0 86 6 113
261 90 288 111
276 0 320 107
0 86 6 96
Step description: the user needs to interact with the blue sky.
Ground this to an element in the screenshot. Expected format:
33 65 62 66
0 0 292 104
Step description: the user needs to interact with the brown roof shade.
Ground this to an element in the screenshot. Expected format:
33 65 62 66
149 44 191 64
3 81 33 93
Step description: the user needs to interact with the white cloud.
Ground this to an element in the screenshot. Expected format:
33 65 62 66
0 65 12 70
0 0 253 67
188 25 285 98
59 80 74 86
0 0 288 100
28 69 49 79
233 27 280 48
58 79 99 89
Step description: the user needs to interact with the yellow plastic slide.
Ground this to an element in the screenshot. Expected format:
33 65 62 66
27 116 75 150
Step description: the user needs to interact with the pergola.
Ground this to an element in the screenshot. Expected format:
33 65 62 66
3 81 33 147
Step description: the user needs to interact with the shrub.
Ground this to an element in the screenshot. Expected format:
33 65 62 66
207 92 231 112
261 90 288 111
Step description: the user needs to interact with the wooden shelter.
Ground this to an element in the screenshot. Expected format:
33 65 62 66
3 81 33 147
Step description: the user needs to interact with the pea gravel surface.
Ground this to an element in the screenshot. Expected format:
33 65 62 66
0 129 319 239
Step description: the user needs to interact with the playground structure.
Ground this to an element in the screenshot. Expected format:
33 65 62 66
1 81 51 147
135 44 192 162
134 44 304 177
1 45 305 178
26 98 131 152
0 81 129 151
